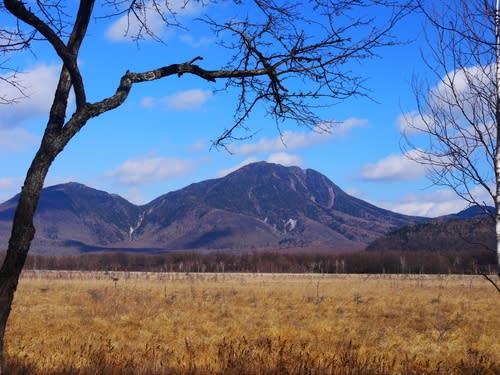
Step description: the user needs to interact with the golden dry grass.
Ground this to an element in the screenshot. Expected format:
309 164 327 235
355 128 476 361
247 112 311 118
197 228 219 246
4 271 500 374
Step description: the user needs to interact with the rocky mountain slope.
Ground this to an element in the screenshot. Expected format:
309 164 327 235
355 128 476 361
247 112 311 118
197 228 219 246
0 162 424 255
366 207 495 253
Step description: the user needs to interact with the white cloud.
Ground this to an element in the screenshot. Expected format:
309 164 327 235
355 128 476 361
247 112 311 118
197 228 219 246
433 64 493 103
188 139 208 152
216 158 258 177
180 34 214 48
0 178 15 190
345 188 365 199
141 96 156 108
397 111 434 135
331 118 369 135
267 152 302 167
233 118 368 155
162 89 213 111
121 187 147 205
107 6 166 41
0 127 39 152
374 189 470 217
105 154 195 185
401 64 495 137
106 0 203 41
359 150 427 182
0 177 19 203
0 64 60 129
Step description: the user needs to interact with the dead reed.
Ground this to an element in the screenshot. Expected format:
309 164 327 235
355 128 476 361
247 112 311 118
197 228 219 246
4 272 500 374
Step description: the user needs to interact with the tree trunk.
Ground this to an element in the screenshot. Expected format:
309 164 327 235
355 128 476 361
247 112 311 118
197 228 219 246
496 0 500 274
0 149 55 374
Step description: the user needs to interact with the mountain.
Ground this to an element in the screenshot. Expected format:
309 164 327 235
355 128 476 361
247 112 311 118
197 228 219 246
0 182 142 255
443 205 494 220
0 162 423 255
366 209 495 253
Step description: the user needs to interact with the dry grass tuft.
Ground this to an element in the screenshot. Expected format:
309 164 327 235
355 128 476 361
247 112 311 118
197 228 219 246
4 272 500 374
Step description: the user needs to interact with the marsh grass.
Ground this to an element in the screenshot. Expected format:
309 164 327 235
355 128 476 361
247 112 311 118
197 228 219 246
4 272 500 374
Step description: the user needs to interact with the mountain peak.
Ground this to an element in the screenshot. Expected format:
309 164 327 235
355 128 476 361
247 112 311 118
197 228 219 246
229 161 300 175
0 162 423 255
48 181 88 190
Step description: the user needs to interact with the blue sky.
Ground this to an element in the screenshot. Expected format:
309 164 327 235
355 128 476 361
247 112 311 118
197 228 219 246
0 1 481 217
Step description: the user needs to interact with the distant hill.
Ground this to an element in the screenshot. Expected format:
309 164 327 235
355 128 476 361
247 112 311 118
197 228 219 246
366 213 495 253
0 162 423 255
442 205 494 220
0 182 142 255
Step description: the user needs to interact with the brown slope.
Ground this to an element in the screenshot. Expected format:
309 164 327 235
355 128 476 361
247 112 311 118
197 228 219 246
129 162 423 251
366 216 495 252
0 162 424 254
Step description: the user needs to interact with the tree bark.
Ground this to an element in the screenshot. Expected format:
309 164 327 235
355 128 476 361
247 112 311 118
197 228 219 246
0 58 263 373
496 0 500 273
0 148 57 373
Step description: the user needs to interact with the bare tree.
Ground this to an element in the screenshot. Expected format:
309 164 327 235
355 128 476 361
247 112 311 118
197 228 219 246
402 0 500 289
0 0 411 371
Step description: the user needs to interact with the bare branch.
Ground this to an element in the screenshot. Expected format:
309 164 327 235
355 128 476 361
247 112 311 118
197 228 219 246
404 0 500 274
479 273 500 293
200 1 413 144
0 65 26 104
404 1 498 207
3 0 89 109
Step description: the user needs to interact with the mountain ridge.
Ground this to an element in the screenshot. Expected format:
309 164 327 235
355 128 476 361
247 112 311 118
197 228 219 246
0 162 434 255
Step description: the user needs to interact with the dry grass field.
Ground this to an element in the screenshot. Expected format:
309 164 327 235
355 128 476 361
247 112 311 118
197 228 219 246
4 271 500 374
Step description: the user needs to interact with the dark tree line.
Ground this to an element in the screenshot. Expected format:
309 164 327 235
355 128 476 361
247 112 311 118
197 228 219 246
9 250 496 275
